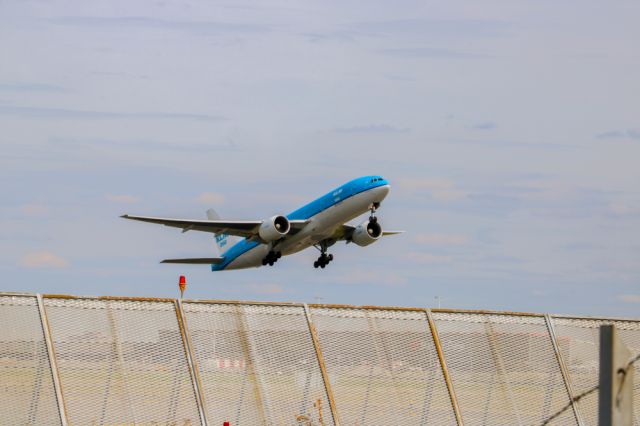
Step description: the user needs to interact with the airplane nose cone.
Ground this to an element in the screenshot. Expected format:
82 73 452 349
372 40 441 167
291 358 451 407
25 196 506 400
376 184 390 200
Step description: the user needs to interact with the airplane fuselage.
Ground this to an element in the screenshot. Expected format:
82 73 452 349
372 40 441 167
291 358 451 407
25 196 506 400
213 177 390 270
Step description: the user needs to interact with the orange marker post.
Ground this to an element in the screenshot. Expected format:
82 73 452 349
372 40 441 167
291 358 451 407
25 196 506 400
179 275 186 299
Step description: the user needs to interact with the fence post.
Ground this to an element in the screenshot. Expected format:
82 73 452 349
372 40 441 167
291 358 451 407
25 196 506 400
175 299 209 426
599 324 634 426
36 294 69 426
303 304 341 426
544 314 585 426
426 309 464 426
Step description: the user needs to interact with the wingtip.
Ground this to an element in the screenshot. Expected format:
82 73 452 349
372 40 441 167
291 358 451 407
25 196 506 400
120 214 129 219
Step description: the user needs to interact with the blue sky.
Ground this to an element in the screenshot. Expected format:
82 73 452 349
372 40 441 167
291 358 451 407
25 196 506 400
1 0 639 317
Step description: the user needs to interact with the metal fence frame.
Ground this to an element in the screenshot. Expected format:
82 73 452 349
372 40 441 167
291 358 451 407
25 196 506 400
1 292 639 425
548 313 640 426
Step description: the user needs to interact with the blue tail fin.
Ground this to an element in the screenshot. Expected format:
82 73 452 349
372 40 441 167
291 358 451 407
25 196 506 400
207 209 242 255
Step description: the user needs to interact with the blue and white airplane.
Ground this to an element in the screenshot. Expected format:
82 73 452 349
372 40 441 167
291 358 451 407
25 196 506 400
122 176 402 270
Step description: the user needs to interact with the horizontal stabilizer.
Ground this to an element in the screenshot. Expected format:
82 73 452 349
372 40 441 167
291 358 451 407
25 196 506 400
161 257 225 264
382 230 404 236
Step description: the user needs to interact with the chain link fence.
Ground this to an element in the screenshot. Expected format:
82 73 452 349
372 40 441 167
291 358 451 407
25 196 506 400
1 292 638 425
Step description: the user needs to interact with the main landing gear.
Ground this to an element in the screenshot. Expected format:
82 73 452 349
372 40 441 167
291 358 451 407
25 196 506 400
314 253 333 269
262 250 281 266
313 241 334 269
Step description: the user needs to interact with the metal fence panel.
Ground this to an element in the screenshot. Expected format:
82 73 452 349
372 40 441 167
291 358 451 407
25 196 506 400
309 307 458 426
432 312 577 426
43 297 201 426
0 295 62 425
551 316 640 426
4 289 640 426
182 302 334 426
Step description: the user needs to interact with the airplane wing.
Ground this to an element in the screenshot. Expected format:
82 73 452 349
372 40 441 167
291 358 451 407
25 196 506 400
121 214 309 239
161 257 225 264
339 224 404 241
381 230 404 236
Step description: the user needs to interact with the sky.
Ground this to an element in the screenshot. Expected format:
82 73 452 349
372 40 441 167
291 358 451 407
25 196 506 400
1 0 639 317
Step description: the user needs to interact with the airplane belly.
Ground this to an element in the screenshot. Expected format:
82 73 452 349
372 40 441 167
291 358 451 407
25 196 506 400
225 245 269 270
226 185 389 266
281 187 381 255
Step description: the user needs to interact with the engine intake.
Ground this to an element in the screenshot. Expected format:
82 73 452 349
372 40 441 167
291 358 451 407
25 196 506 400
259 215 290 241
352 220 383 247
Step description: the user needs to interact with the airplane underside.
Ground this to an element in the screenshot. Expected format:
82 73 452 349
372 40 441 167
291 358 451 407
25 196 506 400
222 186 386 270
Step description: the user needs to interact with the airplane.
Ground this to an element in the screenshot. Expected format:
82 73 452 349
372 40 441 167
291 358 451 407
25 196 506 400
121 175 402 270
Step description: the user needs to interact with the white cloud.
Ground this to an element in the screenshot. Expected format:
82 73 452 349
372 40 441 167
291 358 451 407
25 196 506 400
21 203 49 216
195 192 225 205
337 268 407 287
248 283 284 294
19 251 69 268
106 194 140 203
333 124 410 134
407 252 452 264
398 178 467 201
415 233 468 245
609 201 640 216
596 129 640 141
619 294 640 303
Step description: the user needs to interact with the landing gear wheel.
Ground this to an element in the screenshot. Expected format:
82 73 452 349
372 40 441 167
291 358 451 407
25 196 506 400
263 250 281 267
369 203 380 223
314 252 333 269
313 240 335 269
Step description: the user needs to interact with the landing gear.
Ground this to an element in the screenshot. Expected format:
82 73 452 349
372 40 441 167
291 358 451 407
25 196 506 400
369 202 380 223
314 253 333 269
261 250 281 266
313 241 334 269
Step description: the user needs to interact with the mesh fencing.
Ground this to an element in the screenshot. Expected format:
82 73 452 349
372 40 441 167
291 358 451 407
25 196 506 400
309 307 458 426
550 316 640 426
43 297 202 426
1 293 640 426
431 312 577 426
182 302 334 426
0 295 61 426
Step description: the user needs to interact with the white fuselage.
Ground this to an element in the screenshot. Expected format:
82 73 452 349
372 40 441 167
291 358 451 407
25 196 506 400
224 185 390 270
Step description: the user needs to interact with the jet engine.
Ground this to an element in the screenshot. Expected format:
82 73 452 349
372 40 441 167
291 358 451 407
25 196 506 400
351 220 383 247
259 215 290 241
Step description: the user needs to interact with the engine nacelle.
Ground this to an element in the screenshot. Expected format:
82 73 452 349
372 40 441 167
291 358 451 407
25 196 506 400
259 215 290 241
351 220 383 247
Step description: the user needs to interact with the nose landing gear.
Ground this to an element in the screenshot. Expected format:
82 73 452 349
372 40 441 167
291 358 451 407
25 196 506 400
261 250 281 266
369 202 380 223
